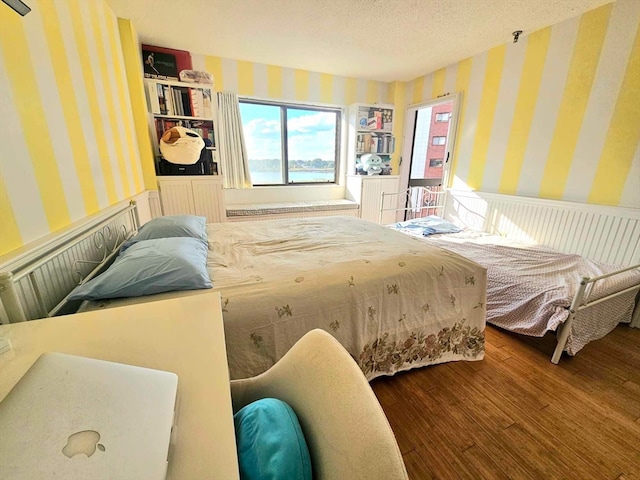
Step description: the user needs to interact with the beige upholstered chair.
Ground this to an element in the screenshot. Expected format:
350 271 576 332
230 329 409 480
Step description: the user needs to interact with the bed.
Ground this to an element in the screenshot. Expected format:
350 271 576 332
0 205 487 381
383 187 640 363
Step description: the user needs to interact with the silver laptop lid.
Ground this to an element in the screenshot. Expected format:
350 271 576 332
0 352 178 480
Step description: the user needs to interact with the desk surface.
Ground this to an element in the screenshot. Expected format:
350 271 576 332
0 292 239 480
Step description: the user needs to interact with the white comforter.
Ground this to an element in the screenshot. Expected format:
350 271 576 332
209 216 487 380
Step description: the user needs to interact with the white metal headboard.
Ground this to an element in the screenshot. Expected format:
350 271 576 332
444 189 640 266
0 201 139 324
380 187 446 223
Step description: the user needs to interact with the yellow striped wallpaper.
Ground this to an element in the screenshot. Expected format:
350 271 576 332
404 0 639 208
1 0 637 258
192 53 389 106
189 53 391 175
0 0 143 256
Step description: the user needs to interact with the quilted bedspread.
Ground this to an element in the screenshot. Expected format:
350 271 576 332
208 216 487 380
397 230 640 355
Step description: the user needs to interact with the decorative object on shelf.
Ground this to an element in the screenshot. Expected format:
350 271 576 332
160 126 204 165
158 127 216 176
142 50 178 80
179 70 214 84
142 44 191 80
359 154 383 176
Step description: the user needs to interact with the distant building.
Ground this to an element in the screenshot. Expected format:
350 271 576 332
424 103 452 180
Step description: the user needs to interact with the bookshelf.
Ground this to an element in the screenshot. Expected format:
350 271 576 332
143 78 218 168
144 77 226 221
347 103 395 176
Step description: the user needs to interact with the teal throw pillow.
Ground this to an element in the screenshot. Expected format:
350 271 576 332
234 398 312 480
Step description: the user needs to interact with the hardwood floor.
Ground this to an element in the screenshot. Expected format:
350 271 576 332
371 324 640 480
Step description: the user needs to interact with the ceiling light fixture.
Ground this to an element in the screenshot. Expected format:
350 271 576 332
512 30 523 43
2 0 31 16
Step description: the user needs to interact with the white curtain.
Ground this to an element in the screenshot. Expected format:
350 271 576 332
216 92 252 189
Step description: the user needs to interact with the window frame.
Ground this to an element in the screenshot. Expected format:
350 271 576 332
429 158 444 168
432 136 447 146
239 98 342 186
435 112 449 123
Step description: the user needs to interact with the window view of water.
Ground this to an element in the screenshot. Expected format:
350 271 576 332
251 170 335 184
239 101 339 186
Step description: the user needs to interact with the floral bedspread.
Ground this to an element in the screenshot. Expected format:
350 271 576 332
207 216 487 380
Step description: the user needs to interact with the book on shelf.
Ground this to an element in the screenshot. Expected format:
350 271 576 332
147 82 161 114
189 89 202 117
382 109 393 131
179 88 192 117
355 132 394 154
163 85 174 116
203 89 213 117
357 108 369 130
148 81 213 119
154 118 215 148
157 83 167 115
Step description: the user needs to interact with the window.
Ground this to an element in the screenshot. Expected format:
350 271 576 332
429 159 443 168
435 112 449 122
239 100 340 185
432 136 446 145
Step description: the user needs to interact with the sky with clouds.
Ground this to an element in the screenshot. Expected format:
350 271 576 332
239 103 337 161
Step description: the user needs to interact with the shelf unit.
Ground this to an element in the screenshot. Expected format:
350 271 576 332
347 103 395 176
143 78 219 171
143 78 226 221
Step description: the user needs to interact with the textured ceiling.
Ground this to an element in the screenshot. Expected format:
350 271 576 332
106 0 613 82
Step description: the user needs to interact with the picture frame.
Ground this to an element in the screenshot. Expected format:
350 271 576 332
142 49 179 80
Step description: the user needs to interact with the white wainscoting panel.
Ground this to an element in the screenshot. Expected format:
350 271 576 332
444 189 640 266
148 191 162 219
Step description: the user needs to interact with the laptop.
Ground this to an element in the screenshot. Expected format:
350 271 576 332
0 352 178 480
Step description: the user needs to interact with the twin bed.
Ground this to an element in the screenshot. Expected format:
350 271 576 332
390 217 640 362
1 188 638 380
385 187 640 363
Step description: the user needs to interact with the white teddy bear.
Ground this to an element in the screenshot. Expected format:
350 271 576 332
360 154 383 175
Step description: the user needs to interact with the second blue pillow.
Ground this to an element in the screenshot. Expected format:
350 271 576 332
129 215 207 243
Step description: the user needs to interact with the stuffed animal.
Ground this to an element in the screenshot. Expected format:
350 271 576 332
360 154 384 175
159 126 204 165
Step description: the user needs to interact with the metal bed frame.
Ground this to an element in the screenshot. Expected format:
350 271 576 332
380 186 446 224
380 187 640 364
0 201 139 324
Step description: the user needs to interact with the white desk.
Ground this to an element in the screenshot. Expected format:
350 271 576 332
0 292 240 480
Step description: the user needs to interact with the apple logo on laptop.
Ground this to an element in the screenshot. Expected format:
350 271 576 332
62 430 106 458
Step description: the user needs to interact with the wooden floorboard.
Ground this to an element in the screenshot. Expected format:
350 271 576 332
371 324 640 480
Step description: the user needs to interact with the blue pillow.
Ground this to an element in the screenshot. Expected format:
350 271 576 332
393 216 462 236
234 398 312 480
129 215 207 243
68 237 212 301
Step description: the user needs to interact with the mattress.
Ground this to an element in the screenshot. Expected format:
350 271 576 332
85 216 487 380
